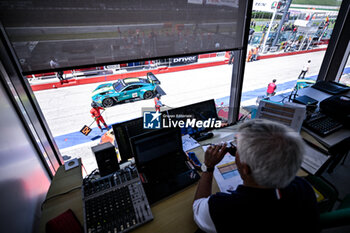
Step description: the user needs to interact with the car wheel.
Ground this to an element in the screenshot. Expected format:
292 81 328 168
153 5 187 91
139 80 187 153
143 91 153 99
102 98 115 107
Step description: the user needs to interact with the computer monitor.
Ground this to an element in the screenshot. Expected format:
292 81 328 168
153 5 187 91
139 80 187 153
166 99 219 136
113 99 219 162
112 117 156 162
130 128 182 166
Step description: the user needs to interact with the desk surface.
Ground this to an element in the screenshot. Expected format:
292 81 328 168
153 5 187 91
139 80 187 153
40 125 310 233
38 128 234 233
114 128 235 233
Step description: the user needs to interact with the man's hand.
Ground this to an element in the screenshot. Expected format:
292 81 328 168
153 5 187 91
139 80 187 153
194 143 227 201
204 143 227 168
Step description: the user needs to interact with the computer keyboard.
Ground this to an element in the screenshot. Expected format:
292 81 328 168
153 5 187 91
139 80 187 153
303 112 343 137
82 166 153 233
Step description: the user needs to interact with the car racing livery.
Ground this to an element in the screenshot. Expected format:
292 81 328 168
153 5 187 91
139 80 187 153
294 78 316 90
92 72 161 107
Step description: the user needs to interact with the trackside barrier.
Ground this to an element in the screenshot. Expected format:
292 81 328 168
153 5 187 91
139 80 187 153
257 47 327 60
30 48 326 91
31 60 227 91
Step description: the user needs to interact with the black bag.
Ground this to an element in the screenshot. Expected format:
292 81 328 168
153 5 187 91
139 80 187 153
320 95 350 127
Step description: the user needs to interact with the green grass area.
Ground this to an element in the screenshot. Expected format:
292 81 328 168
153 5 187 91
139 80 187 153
253 19 271 22
252 25 264 32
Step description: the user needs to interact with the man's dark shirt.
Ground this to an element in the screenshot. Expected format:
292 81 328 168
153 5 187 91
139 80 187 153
208 177 320 233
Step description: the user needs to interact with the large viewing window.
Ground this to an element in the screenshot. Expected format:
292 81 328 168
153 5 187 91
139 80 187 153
2 0 348 177
0 0 250 174
239 0 345 120
339 52 350 86
31 53 235 173
0 0 248 74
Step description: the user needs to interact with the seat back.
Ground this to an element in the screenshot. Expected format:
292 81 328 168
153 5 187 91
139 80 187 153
305 175 339 213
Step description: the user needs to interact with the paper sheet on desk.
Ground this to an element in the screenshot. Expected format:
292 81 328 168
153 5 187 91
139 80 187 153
182 134 200 152
203 145 242 194
214 154 243 193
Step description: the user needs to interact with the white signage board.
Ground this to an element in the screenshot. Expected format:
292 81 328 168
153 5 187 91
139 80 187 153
253 0 286 13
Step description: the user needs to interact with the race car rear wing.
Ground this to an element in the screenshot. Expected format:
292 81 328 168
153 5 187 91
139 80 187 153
147 72 161 85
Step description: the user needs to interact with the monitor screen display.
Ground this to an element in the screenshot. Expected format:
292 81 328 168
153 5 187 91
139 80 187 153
166 99 219 135
131 128 182 165
112 117 153 162
0 0 248 74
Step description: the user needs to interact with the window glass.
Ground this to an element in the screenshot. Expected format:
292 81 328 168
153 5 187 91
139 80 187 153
30 52 234 173
113 81 125 92
339 52 350 86
0 0 248 73
124 86 136 91
240 0 343 121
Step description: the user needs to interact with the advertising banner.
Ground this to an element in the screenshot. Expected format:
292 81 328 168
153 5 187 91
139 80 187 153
170 55 198 66
253 0 286 13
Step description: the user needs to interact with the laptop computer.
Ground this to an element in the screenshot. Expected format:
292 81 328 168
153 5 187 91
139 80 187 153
311 81 350 95
293 95 318 106
130 127 200 204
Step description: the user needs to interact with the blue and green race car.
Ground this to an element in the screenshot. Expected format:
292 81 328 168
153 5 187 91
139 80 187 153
92 72 161 107
294 78 316 90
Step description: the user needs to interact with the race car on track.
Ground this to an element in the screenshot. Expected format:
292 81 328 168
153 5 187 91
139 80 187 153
92 72 161 107
294 78 316 91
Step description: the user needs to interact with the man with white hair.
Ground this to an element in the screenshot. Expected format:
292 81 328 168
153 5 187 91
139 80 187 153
193 119 320 233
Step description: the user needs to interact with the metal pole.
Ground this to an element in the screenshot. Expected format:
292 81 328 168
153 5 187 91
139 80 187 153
272 0 292 47
318 23 328 42
262 7 277 52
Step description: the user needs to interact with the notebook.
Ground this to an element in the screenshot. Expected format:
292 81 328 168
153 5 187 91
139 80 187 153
293 95 318 106
311 81 350 95
130 127 200 204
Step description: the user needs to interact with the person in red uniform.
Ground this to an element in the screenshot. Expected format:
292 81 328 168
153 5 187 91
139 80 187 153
266 79 277 97
90 102 108 132
154 94 163 112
